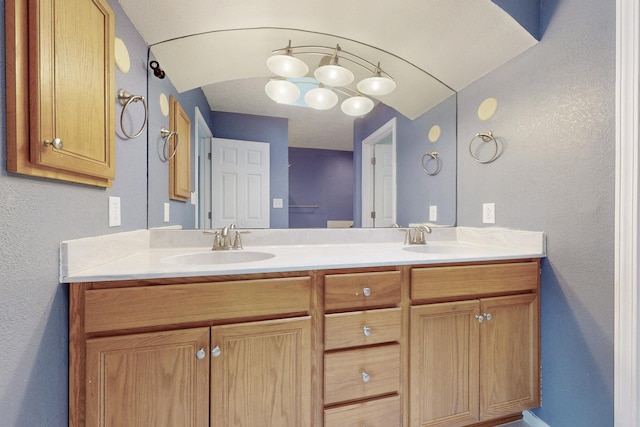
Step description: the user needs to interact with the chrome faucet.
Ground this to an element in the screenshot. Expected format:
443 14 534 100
403 225 432 245
205 223 247 250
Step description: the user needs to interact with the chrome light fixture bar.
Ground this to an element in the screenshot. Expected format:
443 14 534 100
265 41 396 116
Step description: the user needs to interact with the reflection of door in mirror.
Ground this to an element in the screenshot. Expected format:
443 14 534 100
211 138 270 228
361 118 397 227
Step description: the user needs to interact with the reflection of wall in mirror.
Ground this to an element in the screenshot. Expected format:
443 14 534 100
354 95 457 227
289 147 354 228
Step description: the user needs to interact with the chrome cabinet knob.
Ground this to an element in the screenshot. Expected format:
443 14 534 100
362 287 372 297
361 371 371 383
475 314 484 323
484 313 493 321
195 348 206 360
44 137 63 150
363 326 372 337
211 345 222 357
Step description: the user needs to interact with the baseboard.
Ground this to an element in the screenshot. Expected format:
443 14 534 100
523 411 550 427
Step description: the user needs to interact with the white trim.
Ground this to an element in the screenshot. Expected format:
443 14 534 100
615 0 640 425
361 117 397 227
523 410 551 427
193 107 213 229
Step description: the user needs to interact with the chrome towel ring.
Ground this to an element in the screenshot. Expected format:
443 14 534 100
160 127 179 161
117 89 148 139
422 151 442 176
469 131 500 163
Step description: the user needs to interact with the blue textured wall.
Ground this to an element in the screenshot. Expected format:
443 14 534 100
0 0 149 425
289 147 354 228
457 0 615 424
209 111 289 229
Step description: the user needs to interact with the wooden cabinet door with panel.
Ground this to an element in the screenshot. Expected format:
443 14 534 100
169 95 191 201
479 294 540 420
210 317 312 427
410 300 481 427
85 327 210 427
7 0 115 186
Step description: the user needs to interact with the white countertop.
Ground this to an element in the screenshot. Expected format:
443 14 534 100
59 227 546 283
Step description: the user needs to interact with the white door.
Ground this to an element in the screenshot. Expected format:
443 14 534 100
374 142 395 227
211 138 270 228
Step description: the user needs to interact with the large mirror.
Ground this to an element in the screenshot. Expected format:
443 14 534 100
117 1 538 230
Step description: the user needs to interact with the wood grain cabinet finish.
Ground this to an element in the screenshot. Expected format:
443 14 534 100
6 0 116 187
325 271 401 311
409 261 541 427
70 261 540 427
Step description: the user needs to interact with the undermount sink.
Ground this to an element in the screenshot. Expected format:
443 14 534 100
161 250 275 266
402 243 481 255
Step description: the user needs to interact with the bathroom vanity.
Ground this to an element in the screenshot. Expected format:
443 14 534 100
63 227 544 427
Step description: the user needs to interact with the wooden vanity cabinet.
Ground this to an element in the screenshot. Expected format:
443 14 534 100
323 270 403 427
70 275 313 427
409 261 540 427
6 0 116 187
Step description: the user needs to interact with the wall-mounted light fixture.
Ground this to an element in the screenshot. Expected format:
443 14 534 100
265 41 395 117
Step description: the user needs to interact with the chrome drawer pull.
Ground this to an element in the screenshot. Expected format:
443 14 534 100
195 348 206 360
363 326 372 337
362 287 372 297
361 371 371 383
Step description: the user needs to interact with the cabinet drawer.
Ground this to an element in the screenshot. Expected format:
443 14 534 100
325 308 401 350
411 262 539 301
84 277 311 333
325 271 401 311
324 344 400 405
324 395 401 427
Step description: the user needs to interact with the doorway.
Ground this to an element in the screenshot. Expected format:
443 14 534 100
361 118 397 227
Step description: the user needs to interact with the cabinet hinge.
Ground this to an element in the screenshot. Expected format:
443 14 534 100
371 156 376 165
370 211 376 219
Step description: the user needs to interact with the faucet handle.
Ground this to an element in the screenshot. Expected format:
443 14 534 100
231 230 251 249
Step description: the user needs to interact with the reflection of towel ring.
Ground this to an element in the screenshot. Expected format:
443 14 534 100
160 127 179 161
118 89 148 139
469 131 500 163
422 151 442 176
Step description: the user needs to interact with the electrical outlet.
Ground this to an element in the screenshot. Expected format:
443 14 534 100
483 203 495 224
108 196 121 227
273 198 283 208
429 205 438 221
164 203 170 222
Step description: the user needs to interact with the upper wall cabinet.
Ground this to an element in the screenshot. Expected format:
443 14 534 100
169 96 191 201
6 0 116 187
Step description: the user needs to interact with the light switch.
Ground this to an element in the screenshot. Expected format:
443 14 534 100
108 197 121 227
164 203 170 222
273 198 284 209
483 203 495 224
429 205 438 222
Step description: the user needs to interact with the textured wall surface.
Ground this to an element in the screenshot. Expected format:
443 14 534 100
456 0 615 424
0 0 149 425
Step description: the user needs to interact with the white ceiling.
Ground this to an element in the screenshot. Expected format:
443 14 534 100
118 0 538 151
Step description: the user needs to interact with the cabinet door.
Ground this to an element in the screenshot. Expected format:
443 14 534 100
410 301 480 427
29 0 115 181
210 317 312 427
169 96 191 201
85 327 210 427
479 294 540 420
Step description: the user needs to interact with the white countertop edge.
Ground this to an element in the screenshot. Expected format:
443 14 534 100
60 227 546 283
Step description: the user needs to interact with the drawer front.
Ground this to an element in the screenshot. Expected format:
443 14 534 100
324 344 400 405
84 277 311 333
411 261 539 301
325 271 401 311
325 308 401 350
324 395 401 427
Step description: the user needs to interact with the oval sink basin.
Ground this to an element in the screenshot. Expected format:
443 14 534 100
162 250 275 266
402 244 480 255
